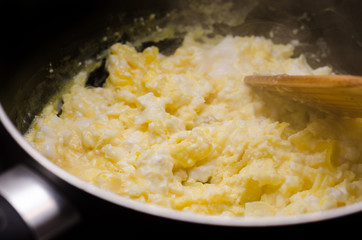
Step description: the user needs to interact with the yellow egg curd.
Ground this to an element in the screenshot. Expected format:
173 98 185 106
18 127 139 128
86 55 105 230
25 34 362 216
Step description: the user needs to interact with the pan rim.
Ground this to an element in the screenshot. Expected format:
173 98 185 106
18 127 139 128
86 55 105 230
1 104 362 227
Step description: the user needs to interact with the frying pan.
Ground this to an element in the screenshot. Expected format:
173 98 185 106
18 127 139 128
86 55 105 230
1 0 362 239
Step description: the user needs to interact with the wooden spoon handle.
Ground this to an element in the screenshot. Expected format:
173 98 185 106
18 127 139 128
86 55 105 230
244 74 362 117
245 74 362 88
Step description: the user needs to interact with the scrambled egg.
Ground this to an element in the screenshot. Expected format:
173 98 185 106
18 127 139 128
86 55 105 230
25 34 362 217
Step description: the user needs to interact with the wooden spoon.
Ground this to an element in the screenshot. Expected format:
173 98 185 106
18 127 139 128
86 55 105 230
244 74 362 117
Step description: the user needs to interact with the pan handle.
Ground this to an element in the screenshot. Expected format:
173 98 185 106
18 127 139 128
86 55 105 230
0 164 80 240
